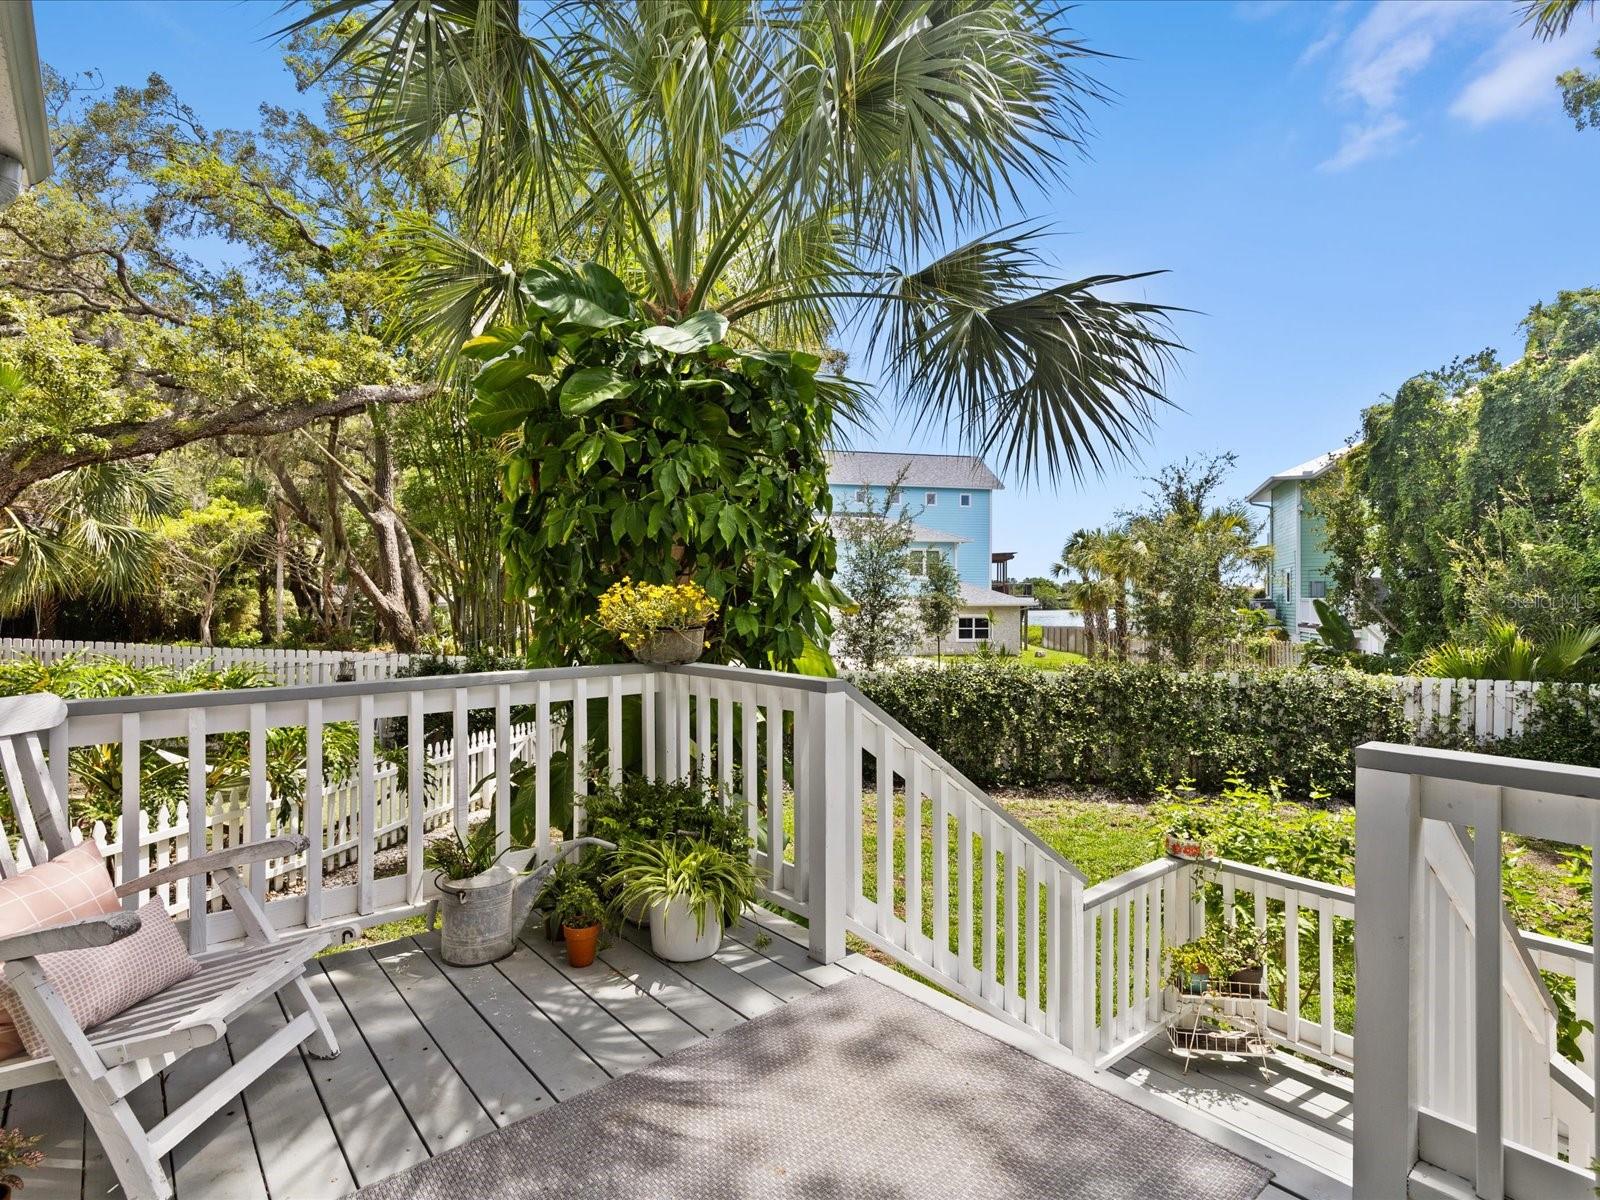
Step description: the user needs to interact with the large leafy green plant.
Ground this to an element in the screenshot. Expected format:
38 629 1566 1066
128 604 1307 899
465 262 840 669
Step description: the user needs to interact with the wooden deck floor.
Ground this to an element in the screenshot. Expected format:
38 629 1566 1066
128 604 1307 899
6 908 858 1200
1111 1043 1354 1200
5 907 1351 1200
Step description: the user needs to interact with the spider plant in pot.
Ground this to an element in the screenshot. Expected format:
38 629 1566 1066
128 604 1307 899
0 1127 43 1199
609 837 760 962
554 880 607 968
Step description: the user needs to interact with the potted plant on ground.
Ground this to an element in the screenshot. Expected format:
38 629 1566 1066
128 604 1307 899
424 820 528 966
609 837 760 961
0 1127 44 1199
1162 808 1213 861
584 773 751 923
596 577 719 665
554 880 607 968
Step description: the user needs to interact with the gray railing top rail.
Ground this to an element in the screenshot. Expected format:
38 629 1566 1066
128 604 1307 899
60 662 655 717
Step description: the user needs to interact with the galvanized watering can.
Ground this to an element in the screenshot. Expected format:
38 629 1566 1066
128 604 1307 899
425 836 615 967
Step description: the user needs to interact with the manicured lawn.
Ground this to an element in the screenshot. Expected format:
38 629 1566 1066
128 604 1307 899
915 646 1087 671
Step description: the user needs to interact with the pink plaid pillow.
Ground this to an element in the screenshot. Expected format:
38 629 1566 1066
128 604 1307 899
0 901 199 1057
0 839 121 1060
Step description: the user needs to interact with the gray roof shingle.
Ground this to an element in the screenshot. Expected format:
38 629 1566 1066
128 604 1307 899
828 451 1003 491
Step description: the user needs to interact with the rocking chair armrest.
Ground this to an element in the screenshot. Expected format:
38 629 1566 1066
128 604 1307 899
0 910 142 961
115 835 311 897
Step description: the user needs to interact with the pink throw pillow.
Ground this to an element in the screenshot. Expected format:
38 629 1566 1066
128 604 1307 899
0 839 121 1060
0 901 200 1057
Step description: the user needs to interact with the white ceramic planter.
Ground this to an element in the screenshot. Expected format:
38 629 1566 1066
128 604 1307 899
648 898 722 962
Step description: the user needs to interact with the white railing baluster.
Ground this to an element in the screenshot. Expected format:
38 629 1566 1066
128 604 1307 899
494 683 513 853
957 795 974 993
905 755 924 959
876 720 894 941
356 694 375 915
304 700 324 931
405 692 423 906
185 708 207 951
116 713 141 909
452 689 469 835
1004 826 1020 1016
1025 842 1041 1030
608 675 624 788
931 771 950 978
535 681 552 859
982 808 999 1005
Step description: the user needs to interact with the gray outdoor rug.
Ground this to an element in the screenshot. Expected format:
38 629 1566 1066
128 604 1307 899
355 973 1271 1200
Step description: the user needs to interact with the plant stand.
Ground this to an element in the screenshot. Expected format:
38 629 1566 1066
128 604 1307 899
1166 988 1274 1077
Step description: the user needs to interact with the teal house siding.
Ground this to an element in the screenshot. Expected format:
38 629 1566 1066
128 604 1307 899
827 481 992 588
1298 508 1335 599
1268 481 1299 630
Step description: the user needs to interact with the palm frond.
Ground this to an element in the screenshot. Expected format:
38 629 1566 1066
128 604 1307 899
861 228 1180 483
1520 0 1593 40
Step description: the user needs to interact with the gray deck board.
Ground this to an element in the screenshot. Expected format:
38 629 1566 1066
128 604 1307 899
1 914 1347 1200
593 933 746 1036
320 949 498 1155
519 933 704 1057
301 964 432 1188
227 997 355 1200
1113 1044 1354 1184
414 931 612 1100
617 922 786 1017
165 1037 268 1200
371 938 557 1128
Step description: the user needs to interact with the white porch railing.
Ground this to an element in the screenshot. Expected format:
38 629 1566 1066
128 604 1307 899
1355 742 1599 1199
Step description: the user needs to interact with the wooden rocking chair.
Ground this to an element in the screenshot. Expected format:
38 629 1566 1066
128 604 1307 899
0 693 342 1200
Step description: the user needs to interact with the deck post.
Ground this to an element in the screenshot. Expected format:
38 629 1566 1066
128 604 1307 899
1352 761 1423 1199
805 686 848 964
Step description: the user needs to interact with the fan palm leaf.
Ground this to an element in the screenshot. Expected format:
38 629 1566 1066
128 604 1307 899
284 0 1180 482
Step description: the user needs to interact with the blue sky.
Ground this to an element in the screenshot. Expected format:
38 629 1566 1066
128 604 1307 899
33 0 1600 577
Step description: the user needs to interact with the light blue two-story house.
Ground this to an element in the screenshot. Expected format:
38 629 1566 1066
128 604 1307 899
1246 447 1384 652
827 451 1035 652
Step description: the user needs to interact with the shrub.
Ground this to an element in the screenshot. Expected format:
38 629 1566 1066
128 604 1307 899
852 661 1412 798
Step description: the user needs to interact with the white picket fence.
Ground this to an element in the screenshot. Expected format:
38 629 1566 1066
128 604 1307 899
0 638 440 685
1390 675 1560 743
22 722 536 912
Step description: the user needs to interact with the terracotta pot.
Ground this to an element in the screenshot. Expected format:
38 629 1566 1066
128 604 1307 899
563 922 601 968
632 626 706 665
1164 832 1206 860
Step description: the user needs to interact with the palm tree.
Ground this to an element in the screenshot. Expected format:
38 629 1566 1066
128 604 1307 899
287 0 1178 482
1052 529 1114 656
0 462 177 634
1416 620 1600 682
1522 0 1594 38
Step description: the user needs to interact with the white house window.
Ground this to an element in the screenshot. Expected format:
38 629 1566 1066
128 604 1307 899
957 616 990 642
906 550 925 575
1308 580 1327 599
924 491 937 506
959 493 971 507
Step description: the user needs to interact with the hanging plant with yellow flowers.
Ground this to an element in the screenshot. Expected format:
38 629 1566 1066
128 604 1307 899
597 578 718 650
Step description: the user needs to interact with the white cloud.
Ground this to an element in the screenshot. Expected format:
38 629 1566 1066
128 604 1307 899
1450 33 1590 125
1318 113 1409 172
1333 1 1486 110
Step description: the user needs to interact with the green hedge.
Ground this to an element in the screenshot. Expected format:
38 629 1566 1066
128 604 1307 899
852 662 1414 798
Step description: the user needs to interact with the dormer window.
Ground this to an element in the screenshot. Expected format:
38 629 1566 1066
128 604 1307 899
924 492 937 506
959 493 971 507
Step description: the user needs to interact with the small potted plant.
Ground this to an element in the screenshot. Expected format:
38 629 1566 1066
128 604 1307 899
609 837 760 962
1163 808 1213 860
596 577 719 665
554 880 606 968
1217 929 1270 998
0 1127 44 1199
1165 939 1215 995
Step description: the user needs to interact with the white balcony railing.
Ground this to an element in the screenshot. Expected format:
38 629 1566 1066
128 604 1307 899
1355 742 1598 1200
